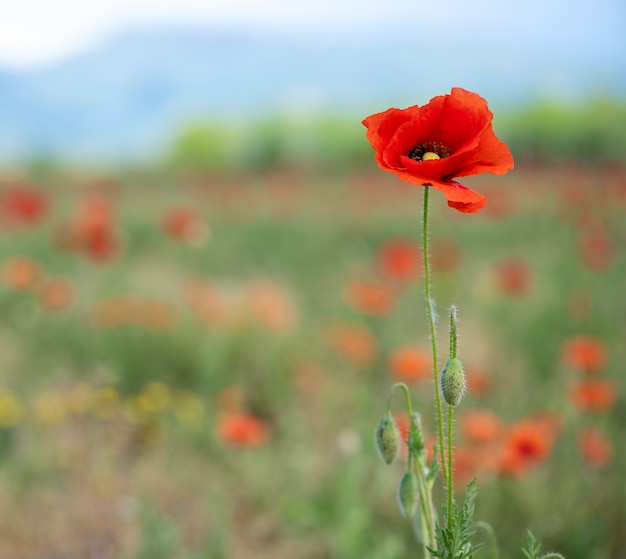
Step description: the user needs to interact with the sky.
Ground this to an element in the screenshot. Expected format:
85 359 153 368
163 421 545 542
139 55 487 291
1 0 625 69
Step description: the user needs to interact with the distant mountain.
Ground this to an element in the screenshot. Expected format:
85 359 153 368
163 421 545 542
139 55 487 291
0 27 624 162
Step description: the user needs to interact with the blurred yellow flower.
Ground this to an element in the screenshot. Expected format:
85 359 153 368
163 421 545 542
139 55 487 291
90 387 120 420
138 382 171 414
173 390 205 427
34 390 67 424
66 383 95 415
0 388 23 427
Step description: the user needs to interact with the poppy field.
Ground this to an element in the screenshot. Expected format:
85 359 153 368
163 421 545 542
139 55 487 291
0 156 624 558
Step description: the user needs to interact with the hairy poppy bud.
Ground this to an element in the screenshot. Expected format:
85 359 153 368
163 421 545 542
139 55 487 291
440 358 466 407
397 471 419 518
375 412 400 465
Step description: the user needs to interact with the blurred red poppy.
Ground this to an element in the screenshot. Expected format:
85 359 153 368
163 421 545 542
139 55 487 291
495 258 532 297
217 412 270 447
499 419 554 477
377 240 422 281
37 277 75 310
578 427 612 468
570 380 617 412
2 256 42 291
465 367 490 397
577 221 613 272
345 280 395 316
362 87 514 213
388 346 430 382
459 409 502 444
561 336 607 373
0 186 49 227
57 198 120 261
329 323 377 366
162 208 209 246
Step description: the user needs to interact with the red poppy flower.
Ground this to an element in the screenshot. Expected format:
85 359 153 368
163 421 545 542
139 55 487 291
388 346 430 382
345 279 395 316
561 336 607 373
570 380 617 412
162 208 209 246
578 427 612 468
362 88 514 213
0 186 49 227
459 410 502 444
377 239 422 281
499 419 554 477
328 323 377 366
495 258 533 297
217 412 270 447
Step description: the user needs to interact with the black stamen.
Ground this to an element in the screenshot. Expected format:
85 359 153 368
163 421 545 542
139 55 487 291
407 141 450 161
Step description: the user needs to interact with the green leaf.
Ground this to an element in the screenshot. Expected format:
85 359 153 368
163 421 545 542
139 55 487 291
430 478 480 559
522 530 542 559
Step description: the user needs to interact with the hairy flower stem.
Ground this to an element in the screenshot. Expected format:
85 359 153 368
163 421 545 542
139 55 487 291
413 455 436 554
422 185 448 487
447 307 458 529
447 405 454 527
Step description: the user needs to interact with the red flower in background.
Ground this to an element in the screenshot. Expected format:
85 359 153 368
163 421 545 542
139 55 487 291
499 419 554 477
362 88 514 213
495 258 533 297
459 410 502 444
578 427 612 468
388 346 430 382
345 280 395 316
329 323 377 366
377 240 422 281
561 336 607 373
56 198 120 261
465 367 490 397
37 277 75 310
570 380 617 412
162 208 209 247
1 256 41 291
0 186 49 227
217 412 270 447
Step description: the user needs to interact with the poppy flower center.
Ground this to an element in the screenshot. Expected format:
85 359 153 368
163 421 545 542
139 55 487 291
407 141 450 162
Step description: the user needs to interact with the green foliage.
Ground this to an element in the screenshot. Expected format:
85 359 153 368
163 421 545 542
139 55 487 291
498 98 626 164
428 479 480 559
168 124 242 170
167 114 372 172
522 531 542 559
166 99 626 172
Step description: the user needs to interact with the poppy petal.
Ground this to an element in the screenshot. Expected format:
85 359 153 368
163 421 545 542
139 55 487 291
431 180 487 214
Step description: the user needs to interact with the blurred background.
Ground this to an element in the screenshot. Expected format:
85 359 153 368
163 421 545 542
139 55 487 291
0 1 625 558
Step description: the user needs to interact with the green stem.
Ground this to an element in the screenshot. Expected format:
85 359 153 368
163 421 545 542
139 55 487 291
449 306 457 358
446 306 457 527
386 382 413 417
447 404 453 528
422 185 447 486
413 459 435 554
475 521 498 559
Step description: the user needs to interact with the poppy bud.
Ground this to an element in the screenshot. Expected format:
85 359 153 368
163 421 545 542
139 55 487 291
375 412 401 465
440 358 466 407
397 471 419 518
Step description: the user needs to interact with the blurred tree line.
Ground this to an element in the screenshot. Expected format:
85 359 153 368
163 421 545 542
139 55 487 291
167 99 626 172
